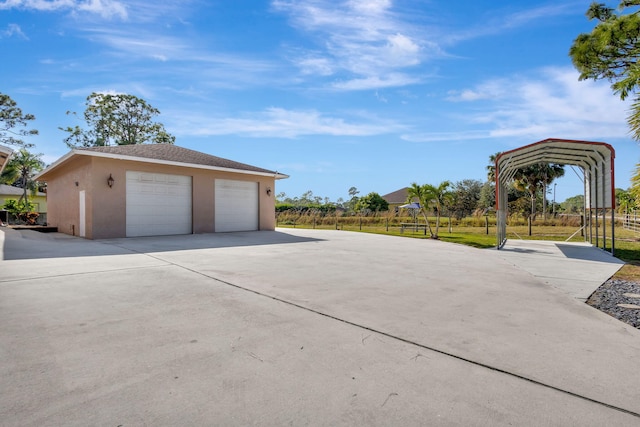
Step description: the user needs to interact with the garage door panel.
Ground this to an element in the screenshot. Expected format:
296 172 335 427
126 171 192 237
215 179 258 232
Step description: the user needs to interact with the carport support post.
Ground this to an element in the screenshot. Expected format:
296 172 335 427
601 164 606 252
611 210 615 256
602 210 606 252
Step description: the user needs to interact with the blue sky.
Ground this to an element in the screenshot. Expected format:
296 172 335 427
2 0 638 204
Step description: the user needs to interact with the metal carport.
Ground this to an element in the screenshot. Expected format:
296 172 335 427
495 138 616 255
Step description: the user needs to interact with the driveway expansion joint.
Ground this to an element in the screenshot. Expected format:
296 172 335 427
128 246 640 420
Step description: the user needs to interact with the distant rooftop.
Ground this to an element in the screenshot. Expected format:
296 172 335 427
382 187 410 204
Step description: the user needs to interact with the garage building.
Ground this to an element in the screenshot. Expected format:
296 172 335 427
35 144 288 239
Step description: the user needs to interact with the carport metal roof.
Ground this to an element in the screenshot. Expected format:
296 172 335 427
495 138 615 254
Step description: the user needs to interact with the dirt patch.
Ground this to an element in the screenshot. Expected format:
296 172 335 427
612 263 640 282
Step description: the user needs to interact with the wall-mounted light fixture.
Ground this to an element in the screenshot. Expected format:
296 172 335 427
107 174 115 188
266 186 272 196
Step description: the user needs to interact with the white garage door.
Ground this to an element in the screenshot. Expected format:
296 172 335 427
215 179 259 232
126 171 192 237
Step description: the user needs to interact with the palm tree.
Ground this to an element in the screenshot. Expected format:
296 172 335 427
406 181 453 239
513 164 544 220
486 152 502 182
406 182 435 238
539 163 565 219
424 181 453 238
0 148 44 209
617 188 636 215
511 163 564 220
631 163 640 209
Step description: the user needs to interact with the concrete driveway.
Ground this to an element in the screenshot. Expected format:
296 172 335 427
1 227 639 426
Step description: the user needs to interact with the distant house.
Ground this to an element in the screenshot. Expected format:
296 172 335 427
0 184 48 214
382 187 419 211
35 144 288 239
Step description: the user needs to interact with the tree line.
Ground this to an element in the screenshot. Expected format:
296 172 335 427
0 92 175 220
276 160 569 239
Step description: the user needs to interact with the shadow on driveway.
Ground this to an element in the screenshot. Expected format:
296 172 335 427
1 228 323 261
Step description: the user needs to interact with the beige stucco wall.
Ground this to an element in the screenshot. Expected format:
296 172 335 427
41 156 94 237
41 155 278 239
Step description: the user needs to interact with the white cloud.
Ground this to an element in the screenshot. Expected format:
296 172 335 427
386 33 420 66
83 28 189 59
75 0 126 19
446 80 507 102
445 4 575 45
295 55 334 76
1 23 28 39
347 0 391 15
404 67 631 143
73 27 278 88
331 73 420 90
170 107 403 138
0 0 127 19
273 0 431 90
401 130 491 143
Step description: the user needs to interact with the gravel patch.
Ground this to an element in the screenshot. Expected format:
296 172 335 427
587 279 640 329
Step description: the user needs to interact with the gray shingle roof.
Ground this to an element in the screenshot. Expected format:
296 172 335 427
77 144 278 175
382 187 410 204
0 183 45 197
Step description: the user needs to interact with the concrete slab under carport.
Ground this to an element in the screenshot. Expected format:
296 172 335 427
493 239 625 301
0 227 639 426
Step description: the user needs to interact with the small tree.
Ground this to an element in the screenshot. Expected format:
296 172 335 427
486 152 502 182
0 148 44 208
539 163 565 219
60 92 175 148
630 168 640 209
346 186 360 213
570 2 640 193
570 1 640 140
616 188 636 214
424 181 453 238
2 199 35 224
478 181 496 210
561 194 585 214
406 183 434 237
450 179 483 219
0 93 38 147
512 163 564 220
405 182 450 238
354 192 389 213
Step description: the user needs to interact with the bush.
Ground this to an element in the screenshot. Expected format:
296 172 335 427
2 199 37 224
